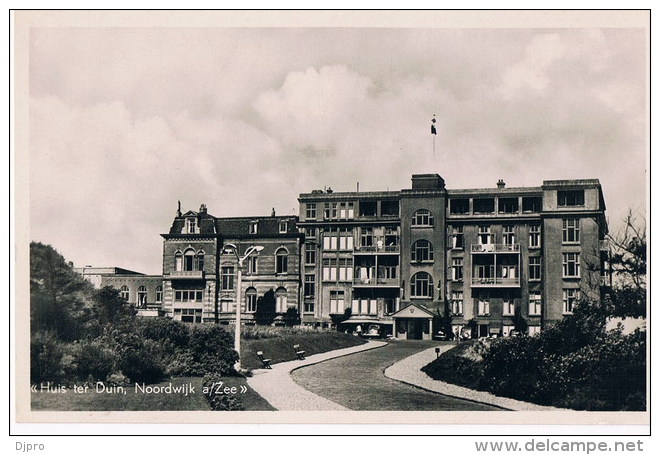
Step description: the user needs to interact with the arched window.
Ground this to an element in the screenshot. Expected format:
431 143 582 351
196 251 205 271
120 285 130 301
184 249 195 271
155 286 163 303
174 250 183 271
276 287 288 313
410 272 434 298
412 209 434 227
276 248 288 274
137 286 147 308
245 287 257 313
411 240 434 262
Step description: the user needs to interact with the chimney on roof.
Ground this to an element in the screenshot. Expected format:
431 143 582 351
177 200 182 217
497 179 506 189
271 207 276 217
327 187 333 193
199 203 207 214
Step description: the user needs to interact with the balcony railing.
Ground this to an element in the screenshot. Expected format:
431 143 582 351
471 243 520 253
169 270 205 279
353 277 400 287
471 277 521 287
354 244 400 254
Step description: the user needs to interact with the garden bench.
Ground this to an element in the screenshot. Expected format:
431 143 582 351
293 344 306 360
256 351 272 369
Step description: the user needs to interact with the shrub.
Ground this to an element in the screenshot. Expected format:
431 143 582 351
188 324 239 375
71 338 116 381
30 331 65 383
137 317 190 348
115 333 167 384
202 373 244 411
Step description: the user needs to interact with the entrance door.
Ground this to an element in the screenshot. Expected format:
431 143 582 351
406 320 424 340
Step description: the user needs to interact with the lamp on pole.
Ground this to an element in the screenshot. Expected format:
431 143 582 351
223 243 264 371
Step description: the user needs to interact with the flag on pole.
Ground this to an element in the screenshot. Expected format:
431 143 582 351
431 116 437 135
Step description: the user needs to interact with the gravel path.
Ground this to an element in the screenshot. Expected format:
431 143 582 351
384 345 560 411
291 340 499 411
246 340 387 411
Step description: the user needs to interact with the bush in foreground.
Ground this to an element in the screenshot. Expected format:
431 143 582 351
202 373 244 411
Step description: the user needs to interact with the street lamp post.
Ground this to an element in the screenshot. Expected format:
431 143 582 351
223 243 264 372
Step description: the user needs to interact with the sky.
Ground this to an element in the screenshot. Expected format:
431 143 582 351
27 21 648 275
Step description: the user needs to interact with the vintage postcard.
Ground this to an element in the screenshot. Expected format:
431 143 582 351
12 10 650 432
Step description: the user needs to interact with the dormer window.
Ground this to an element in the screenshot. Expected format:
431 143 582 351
249 221 258 234
186 218 197 234
279 220 288 233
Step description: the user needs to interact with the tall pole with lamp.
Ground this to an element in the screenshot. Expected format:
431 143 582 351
223 243 264 371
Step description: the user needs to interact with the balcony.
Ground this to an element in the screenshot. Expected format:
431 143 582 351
169 270 205 280
471 277 520 288
353 244 400 254
353 277 400 288
471 243 520 253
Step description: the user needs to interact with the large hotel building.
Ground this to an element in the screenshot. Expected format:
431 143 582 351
77 174 609 340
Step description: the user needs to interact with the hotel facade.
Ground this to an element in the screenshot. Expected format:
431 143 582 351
78 174 609 340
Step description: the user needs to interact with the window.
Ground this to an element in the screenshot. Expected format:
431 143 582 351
384 227 399 250
136 286 147 308
304 274 315 298
245 288 257 313
360 227 374 247
558 190 585 207
562 253 580 278
529 292 542 316
381 200 399 216
502 325 516 337
276 248 288 274
474 198 495 214
359 200 377 216
502 299 515 316
384 298 397 315
528 326 542 336
305 243 316 265
562 219 580 244
522 197 542 213
529 224 541 248
322 258 337 281
451 258 463 281
155 286 162 303
330 291 345 314
221 266 235 290
243 255 257 274
174 251 183 271
451 291 463 315
563 289 580 314
412 209 434 226
184 249 195 271
304 300 315 313
450 198 469 214
502 225 515 245
338 258 353 281
279 220 288 233
450 225 464 249
120 285 130 301
338 202 355 219
324 202 338 220
305 203 317 220
478 225 492 245
186 218 197 234
339 228 354 250
174 290 203 302
529 257 541 281
411 240 434 262
304 227 317 239
352 298 377 315
249 221 258 234
476 264 495 281
323 229 338 250
410 272 433 298
220 299 232 313
196 252 205 271
276 287 287 313
478 296 490 316
499 198 519 214
179 308 202 324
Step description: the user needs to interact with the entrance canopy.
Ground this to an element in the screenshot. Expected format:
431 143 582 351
390 303 434 320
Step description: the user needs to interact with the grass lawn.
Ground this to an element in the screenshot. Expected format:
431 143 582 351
241 331 366 370
421 340 485 390
31 376 274 411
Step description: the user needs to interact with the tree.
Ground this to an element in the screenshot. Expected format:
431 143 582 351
604 211 646 318
254 289 276 325
433 302 453 339
283 307 301 326
95 286 137 329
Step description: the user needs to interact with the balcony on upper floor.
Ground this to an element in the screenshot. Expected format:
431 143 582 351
470 276 521 288
353 243 400 254
169 270 205 280
471 243 520 254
